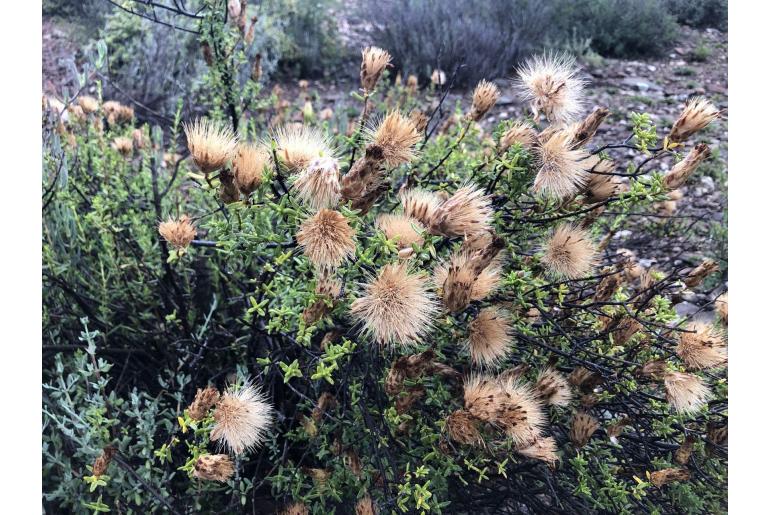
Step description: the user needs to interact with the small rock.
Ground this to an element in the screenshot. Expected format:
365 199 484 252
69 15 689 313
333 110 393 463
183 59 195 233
613 230 632 239
674 301 699 317
700 176 715 192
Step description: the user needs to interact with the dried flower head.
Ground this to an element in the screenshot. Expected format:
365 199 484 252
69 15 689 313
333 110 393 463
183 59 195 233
193 454 235 482
92 446 116 477
715 292 728 325
668 96 720 143
500 121 537 151
280 502 309 515
534 368 572 406
428 183 492 237
296 209 356 269
585 159 619 203
467 307 513 367
360 46 392 91
650 468 691 488
612 316 642 345
406 74 419 93
211 380 274 454
409 109 429 132
366 111 421 167
376 214 425 250
103 100 134 125
542 224 596 279
274 125 335 173
569 412 600 448
683 258 719 288
677 322 727 369
77 95 99 114
183 118 238 174
233 143 270 195
158 215 196 249
434 254 502 304
571 107 610 148
516 53 585 124
534 130 592 199
350 263 438 347
663 143 710 190
111 136 133 157
188 386 220 421
664 371 711 414
517 436 559 466
355 494 377 515
400 188 442 226
292 156 342 210
445 409 483 446
468 80 501 121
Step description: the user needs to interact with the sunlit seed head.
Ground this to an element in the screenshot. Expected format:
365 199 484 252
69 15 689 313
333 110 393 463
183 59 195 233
676 322 727 370
467 307 513 368
291 156 342 210
664 371 711 414
365 111 421 167
296 209 356 269
211 380 274 454
183 118 238 173
350 263 438 347
533 130 592 199
468 80 501 121
516 52 585 125
534 367 573 406
233 143 271 195
542 224 597 279
399 188 442 226
500 121 537 151
360 46 392 91
273 124 335 174
158 215 196 249
668 96 720 143
428 183 492 237
376 213 425 250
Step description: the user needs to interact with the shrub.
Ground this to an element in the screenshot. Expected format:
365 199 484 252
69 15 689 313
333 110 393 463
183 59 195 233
666 0 728 31
363 0 556 85
43 5 728 514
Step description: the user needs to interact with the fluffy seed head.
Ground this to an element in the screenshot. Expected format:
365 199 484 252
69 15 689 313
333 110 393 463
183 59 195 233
468 80 500 121
280 502 309 515
183 118 238 173
715 292 728 325
500 121 537 151
158 215 196 249
683 258 719 288
274 125 335 174
569 412 600 448
542 224 597 279
428 183 492 237
366 111 421 166
233 143 270 195
434 254 502 304
355 494 376 515
467 307 513 367
292 156 342 210
399 188 442 226
534 130 592 199
360 46 392 91
516 53 585 124
103 100 134 125
445 409 483 446
296 209 356 269
668 96 720 143
193 454 235 482
676 322 727 369
111 136 133 157
188 386 220 421
517 436 559 466
77 95 99 114
534 368 572 406
571 107 610 148
376 214 425 250
664 371 711 414
585 159 619 203
211 381 274 454
350 263 438 347
663 143 711 190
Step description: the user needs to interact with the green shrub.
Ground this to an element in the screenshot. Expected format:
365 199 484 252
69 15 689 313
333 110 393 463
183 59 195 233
666 0 728 31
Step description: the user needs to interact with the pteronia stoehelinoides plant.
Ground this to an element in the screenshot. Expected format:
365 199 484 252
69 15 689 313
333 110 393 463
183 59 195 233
43 8 726 512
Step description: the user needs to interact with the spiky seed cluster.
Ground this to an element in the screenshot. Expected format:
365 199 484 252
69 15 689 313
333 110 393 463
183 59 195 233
183 118 238 174
517 436 559 466
111 136 133 157
399 188 442 226
542 224 597 279
355 494 376 515
350 263 437 347
103 100 134 125
569 412 599 448
571 107 610 148
663 143 711 190
684 258 719 288
428 183 492 237
585 159 619 203
158 215 196 249
715 292 728 325
516 53 585 124
445 409 483 446
409 109 429 132
664 371 711 414
274 125 335 174
534 130 592 199
292 156 342 210
534 368 572 406
188 386 220 421
463 375 546 447
296 209 356 269
232 143 270 195
434 252 502 305
366 111 421 166
280 502 310 515
360 46 392 91
650 468 691 488
468 80 500 121
467 307 513 367
193 454 235 482
500 121 537 151
376 214 425 250
77 95 99 114
668 96 720 143
677 322 727 369
211 381 274 454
